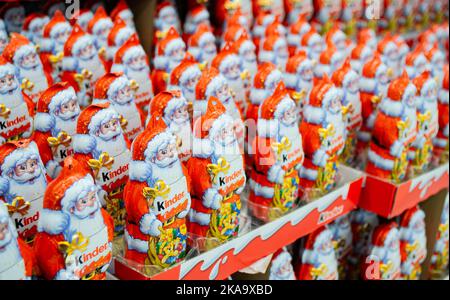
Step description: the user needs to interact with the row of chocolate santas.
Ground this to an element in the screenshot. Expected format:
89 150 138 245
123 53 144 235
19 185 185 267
268 200 449 280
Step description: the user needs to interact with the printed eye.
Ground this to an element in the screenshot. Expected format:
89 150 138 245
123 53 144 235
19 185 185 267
19 165 26 171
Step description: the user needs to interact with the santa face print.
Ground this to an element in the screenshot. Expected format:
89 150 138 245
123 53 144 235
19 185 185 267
328 93 342 115
168 47 186 71
275 44 289 69
242 47 257 64
160 9 178 29
223 61 241 81
114 85 134 105
0 221 12 251
310 40 323 60
300 66 314 83
97 117 122 141
0 74 18 95
201 38 217 57
19 51 40 70
214 83 233 104
56 98 81 121
154 141 178 168
78 42 97 61
70 190 101 220
346 77 360 94
403 92 416 109
127 53 148 72
182 73 200 93
333 35 347 52
214 123 237 148
10 157 41 185
170 105 189 125
281 105 298 126
317 237 334 256
52 28 71 51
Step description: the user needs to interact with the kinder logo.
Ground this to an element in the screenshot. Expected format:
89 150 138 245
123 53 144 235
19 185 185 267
0 115 26 130
15 211 39 228
58 148 74 160
156 192 186 212
101 164 129 182
218 169 244 187
76 242 109 265
318 205 344 224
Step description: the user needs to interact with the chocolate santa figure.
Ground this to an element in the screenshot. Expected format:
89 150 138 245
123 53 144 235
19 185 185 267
312 0 342 34
61 24 107 108
0 202 36 280
212 42 249 114
93 73 145 141
393 35 410 70
72 102 131 234
357 54 392 165
283 52 314 116
297 226 339 280
87 7 114 55
364 222 401 280
350 41 375 74
2 33 53 104
123 115 191 268
348 209 379 279
112 34 154 113
366 71 417 183
252 11 277 52
433 66 449 164
340 0 363 37
299 76 346 198
0 140 48 244
188 24 217 67
21 13 50 46
424 43 447 87
287 13 312 56
106 18 135 72
149 90 192 162
249 82 304 221
0 28 8 55
300 28 325 61
187 97 245 245
269 248 296 280
111 0 136 31
40 11 72 82
221 22 249 45
0 57 35 145
152 27 186 95
154 1 181 40
0 1 25 34
33 82 81 179
331 59 362 165
69 9 94 32
184 4 211 41
399 206 427 280
253 0 285 22
168 56 202 104
314 42 346 79
404 46 430 79
408 71 439 173
329 215 353 280
377 35 401 78
230 32 257 83
325 26 353 57
430 194 449 278
285 0 313 25
259 30 289 72
357 28 378 50
34 157 114 280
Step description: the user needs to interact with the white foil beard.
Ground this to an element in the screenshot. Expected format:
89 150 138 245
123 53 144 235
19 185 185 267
326 111 345 140
67 209 104 238
376 82 389 98
211 137 240 162
275 56 288 71
298 79 312 95
8 171 47 201
243 61 257 78
150 158 183 185
1 87 23 108
54 114 79 136
169 120 192 156
94 133 127 158
269 265 295 280
227 77 246 101
181 87 195 103
200 50 216 65
279 120 300 142
126 67 152 96
78 55 105 82
0 238 21 272
19 64 48 89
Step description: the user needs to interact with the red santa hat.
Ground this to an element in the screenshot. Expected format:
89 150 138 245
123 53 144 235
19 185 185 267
113 33 148 70
303 74 339 125
377 35 398 57
284 51 313 89
0 56 17 79
22 13 49 34
351 41 372 61
87 6 113 36
258 82 296 138
360 53 389 93
371 222 399 248
42 156 95 213
111 0 133 22
405 46 429 75
107 17 134 47
195 67 228 101
264 18 286 38
211 42 240 74
154 26 186 70
233 32 256 56
259 33 287 64
149 90 188 123
34 82 77 133
62 24 95 71
222 24 248 43
250 62 282 104
169 56 202 88
287 13 311 45
331 59 358 88
0 139 41 178
315 42 345 78
188 23 215 60
412 71 436 98
301 27 322 48
1 33 37 66
129 115 174 181
186 4 210 25
41 10 71 53
357 28 376 47
378 71 417 118
302 226 334 265
73 102 120 154
325 26 347 47
69 9 94 30
399 206 425 230
93 72 131 102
